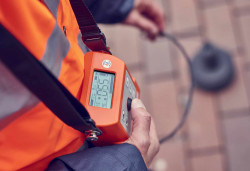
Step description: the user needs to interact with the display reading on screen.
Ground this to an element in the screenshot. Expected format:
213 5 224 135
89 71 115 108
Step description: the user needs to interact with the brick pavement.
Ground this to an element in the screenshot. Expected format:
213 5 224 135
100 0 250 170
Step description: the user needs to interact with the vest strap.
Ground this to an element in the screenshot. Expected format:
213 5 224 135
69 0 111 54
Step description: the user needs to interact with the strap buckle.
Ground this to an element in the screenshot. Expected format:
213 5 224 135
81 26 111 54
82 31 107 45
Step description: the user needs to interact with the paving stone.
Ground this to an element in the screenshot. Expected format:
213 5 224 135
245 68 250 107
162 0 172 23
186 90 222 150
151 139 187 171
233 0 250 8
142 37 175 78
99 25 142 66
99 24 117 50
175 36 203 88
148 80 180 138
169 0 199 33
198 0 226 8
217 57 250 114
191 153 225 171
203 5 238 53
98 3 250 171
234 6 250 17
238 15 250 63
223 115 250 171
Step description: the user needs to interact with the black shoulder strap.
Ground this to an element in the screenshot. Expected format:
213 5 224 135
0 24 102 139
0 0 112 140
69 0 111 54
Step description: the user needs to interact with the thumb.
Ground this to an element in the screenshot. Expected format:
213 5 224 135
126 99 152 164
130 99 151 142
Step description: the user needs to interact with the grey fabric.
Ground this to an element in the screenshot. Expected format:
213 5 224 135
42 24 70 77
84 0 134 23
44 0 134 23
0 24 70 129
44 0 60 18
46 143 148 171
77 32 90 54
76 140 89 152
0 61 40 129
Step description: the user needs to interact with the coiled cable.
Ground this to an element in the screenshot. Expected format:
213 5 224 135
158 32 195 144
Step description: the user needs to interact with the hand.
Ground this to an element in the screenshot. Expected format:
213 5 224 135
123 0 166 40
125 99 160 167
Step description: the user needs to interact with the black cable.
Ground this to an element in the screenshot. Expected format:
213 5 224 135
158 32 195 144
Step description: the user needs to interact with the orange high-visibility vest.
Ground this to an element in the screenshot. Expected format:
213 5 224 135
0 0 88 170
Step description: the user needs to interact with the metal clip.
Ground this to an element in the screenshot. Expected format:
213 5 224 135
85 130 99 141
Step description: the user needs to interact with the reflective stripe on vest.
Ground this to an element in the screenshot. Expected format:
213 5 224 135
0 23 70 129
77 32 90 54
44 0 89 55
42 24 70 77
44 0 60 18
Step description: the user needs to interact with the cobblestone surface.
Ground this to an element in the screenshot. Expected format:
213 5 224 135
100 0 250 170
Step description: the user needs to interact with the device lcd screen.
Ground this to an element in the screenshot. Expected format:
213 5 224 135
89 71 115 108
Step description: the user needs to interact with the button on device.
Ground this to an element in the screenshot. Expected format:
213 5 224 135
127 98 132 111
129 87 132 94
122 110 125 119
126 77 129 87
132 89 135 98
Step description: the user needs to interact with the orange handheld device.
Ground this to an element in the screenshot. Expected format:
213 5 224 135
80 51 140 145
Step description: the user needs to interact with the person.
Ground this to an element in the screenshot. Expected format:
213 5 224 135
0 0 165 170
84 0 165 39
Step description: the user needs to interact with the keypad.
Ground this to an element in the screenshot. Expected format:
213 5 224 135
120 71 137 135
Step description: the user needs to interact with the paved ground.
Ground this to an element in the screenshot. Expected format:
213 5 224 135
100 0 250 170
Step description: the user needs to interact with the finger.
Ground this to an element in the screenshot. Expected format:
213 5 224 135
151 3 166 32
149 118 159 147
147 119 160 165
130 99 151 137
126 99 152 155
128 11 159 38
124 99 153 167
141 0 166 32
